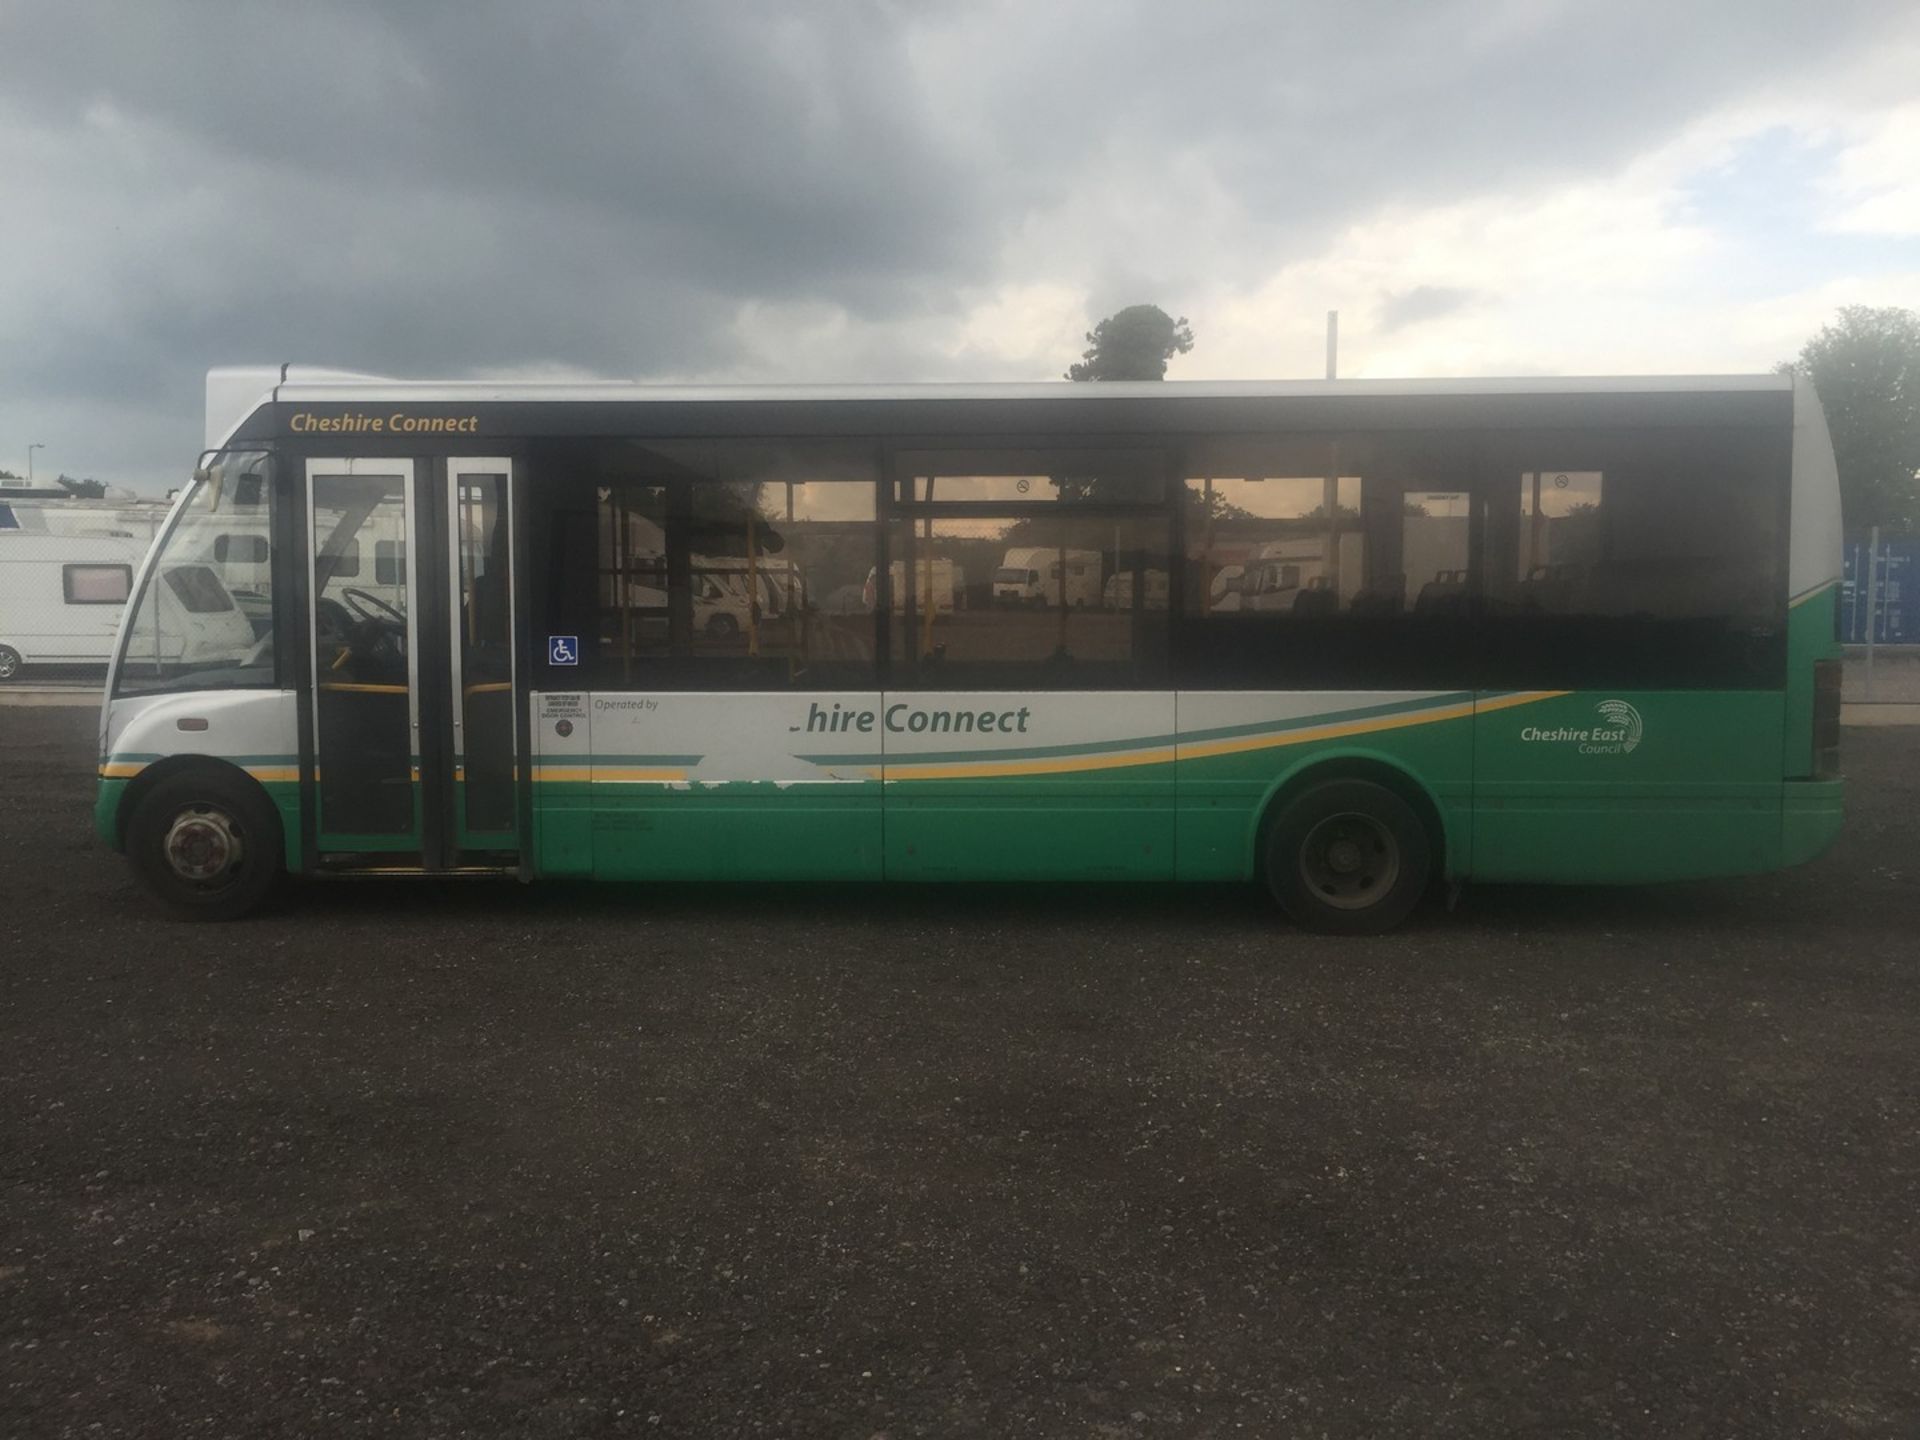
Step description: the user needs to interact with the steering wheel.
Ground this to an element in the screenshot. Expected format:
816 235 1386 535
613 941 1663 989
341 587 406 629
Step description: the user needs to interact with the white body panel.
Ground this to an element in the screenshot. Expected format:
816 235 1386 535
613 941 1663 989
103 688 300 777
573 691 882 785
1789 373 1844 599
532 689 1182 784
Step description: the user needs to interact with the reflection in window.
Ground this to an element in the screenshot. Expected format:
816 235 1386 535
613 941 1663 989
1175 436 1478 688
375 538 407 586
1185 436 1471 618
1484 435 1782 626
117 452 276 694
1479 432 1784 687
213 533 270 564
889 514 1168 686
897 450 1162 504
595 441 879 686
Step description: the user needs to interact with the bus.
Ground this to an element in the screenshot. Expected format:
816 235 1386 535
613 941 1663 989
94 369 1845 932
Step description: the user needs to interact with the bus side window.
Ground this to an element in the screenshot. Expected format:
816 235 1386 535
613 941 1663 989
1176 433 1475 689
586 439 881 690
1477 430 1786 688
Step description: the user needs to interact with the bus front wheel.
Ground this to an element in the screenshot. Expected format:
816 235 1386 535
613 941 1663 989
126 768 283 921
0 645 21 681
1264 779 1430 934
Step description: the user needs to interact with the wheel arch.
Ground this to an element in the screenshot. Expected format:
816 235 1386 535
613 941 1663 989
1249 748 1453 882
113 755 281 854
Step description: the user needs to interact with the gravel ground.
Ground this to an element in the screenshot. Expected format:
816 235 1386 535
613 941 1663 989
2 707 1917 1438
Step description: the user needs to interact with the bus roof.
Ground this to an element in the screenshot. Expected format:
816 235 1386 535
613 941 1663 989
208 366 1796 449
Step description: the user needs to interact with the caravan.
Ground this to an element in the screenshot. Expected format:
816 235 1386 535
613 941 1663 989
0 533 149 679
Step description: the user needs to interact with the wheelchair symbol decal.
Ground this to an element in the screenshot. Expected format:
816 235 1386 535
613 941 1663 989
548 635 580 666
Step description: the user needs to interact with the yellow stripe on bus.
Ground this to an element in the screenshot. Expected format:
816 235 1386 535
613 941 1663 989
1789 579 1837 608
885 747 1176 782
896 692 1568 779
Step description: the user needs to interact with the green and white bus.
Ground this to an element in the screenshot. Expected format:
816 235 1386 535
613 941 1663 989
96 368 1845 931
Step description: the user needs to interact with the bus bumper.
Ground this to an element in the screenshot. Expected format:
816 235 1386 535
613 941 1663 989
1782 778 1844 867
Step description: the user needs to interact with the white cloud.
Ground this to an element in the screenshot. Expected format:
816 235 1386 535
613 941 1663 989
1823 103 1920 237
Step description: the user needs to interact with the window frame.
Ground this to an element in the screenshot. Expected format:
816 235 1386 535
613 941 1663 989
580 438 887 691
62 562 133 605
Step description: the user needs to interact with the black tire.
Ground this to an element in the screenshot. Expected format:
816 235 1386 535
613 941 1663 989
125 768 283 921
706 612 740 639
1264 779 1431 934
0 645 21 681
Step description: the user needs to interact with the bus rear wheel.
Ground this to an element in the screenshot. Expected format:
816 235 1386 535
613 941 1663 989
1264 779 1430 934
126 769 283 920
0 645 21 681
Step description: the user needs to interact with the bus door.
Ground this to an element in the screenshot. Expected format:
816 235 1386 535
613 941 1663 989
443 460 519 855
305 457 522 866
306 459 422 853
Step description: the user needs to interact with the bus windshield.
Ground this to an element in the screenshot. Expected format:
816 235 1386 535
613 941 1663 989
116 452 276 695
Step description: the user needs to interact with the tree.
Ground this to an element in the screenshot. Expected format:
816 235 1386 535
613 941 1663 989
1781 305 1920 532
1066 304 1194 382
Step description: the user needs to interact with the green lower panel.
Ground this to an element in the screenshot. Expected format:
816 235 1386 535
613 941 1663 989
591 787 881 881
1474 691 1787 883
886 786 1173 881
1781 778 1844 867
535 783 596 876
1471 784 1784 882
263 781 302 870
94 778 127 849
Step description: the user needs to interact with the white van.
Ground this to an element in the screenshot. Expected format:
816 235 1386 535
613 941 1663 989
994 546 1101 607
0 534 149 679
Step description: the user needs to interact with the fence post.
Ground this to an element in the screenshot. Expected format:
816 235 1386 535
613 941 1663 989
1863 525 1879 702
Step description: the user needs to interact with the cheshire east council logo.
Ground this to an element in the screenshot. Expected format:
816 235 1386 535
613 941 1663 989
1594 699 1643 754
1518 699 1643 755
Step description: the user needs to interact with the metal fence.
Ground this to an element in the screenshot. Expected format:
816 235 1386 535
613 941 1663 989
1840 531 1912 646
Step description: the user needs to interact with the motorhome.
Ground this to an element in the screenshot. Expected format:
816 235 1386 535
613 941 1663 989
1237 538 1327 613
993 546 1101 607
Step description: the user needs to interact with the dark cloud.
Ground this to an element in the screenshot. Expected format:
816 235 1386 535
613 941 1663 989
0 0 1914 487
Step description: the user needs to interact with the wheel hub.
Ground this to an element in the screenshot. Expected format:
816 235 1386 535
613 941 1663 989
164 808 243 883
1326 837 1364 873
1300 812 1400 911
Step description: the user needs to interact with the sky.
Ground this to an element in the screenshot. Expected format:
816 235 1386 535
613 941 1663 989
3 0 1919 494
